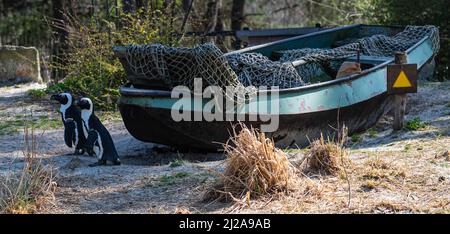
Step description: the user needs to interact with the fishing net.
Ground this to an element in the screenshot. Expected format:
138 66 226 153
125 43 252 103
278 25 440 83
124 25 440 93
226 52 306 88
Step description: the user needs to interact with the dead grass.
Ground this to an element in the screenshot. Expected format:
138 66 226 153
0 126 56 214
435 150 450 161
372 200 411 214
359 157 407 182
303 127 350 176
204 124 298 202
174 207 192 214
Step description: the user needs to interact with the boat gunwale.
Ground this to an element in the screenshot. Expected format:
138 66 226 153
224 24 361 56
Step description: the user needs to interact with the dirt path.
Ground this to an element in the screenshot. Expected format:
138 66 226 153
0 82 449 213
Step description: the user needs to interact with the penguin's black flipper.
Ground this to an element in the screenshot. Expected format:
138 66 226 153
64 119 76 148
85 130 99 156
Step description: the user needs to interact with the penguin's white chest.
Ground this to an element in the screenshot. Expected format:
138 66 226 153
81 110 91 136
93 131 103 159
60 106 69 121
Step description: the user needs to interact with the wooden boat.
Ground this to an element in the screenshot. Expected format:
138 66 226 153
185 24 332 49
114 24 437 151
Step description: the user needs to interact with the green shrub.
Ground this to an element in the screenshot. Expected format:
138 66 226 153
50 7 183 111
405 117 428 131
158 172 190 186
170 159 185 168
403 144 412 152
351 133 363 143
27 89 47 100
367 129 378 138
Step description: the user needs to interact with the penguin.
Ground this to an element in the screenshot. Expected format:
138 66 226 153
51 93 88 155
75 97 121 167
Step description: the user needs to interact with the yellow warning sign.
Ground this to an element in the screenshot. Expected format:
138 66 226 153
387 64 417 94
393 71 412 88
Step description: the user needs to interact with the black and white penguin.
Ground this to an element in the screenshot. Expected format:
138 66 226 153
51 93 87 155
75 97 121 167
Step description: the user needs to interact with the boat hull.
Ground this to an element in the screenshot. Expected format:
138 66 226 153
118 93 393 151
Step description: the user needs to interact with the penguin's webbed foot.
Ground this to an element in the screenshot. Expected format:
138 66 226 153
86 149 95 157
89 160 107 167
112 159 121 166
74 148 85 155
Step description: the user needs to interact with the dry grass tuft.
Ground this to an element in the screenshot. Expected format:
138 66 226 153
0 126 56 214
373 200 410 214
304 127 350 176
174 207 192 214
355 157 407 193
360 179 393 191
365 158 391 170
435 150 450 161
205 124 298 202
360 157 407 181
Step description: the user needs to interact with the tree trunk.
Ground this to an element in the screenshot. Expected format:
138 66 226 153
231 0 245 31
181 0 201 32
114 0 119 17
182 0 192 12
51 0 68 82
203 0 221 34
214 3 227 51
122 0 134 13
135 0 145 10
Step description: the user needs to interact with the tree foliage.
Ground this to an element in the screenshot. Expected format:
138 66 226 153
49 6 183 110
370 0 449 80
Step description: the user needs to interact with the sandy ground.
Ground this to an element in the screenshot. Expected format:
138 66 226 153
0 82 449 214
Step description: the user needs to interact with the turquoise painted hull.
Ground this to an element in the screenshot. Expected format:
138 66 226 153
115 24 437 151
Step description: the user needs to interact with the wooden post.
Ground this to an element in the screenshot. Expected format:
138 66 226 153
393 52 407 131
